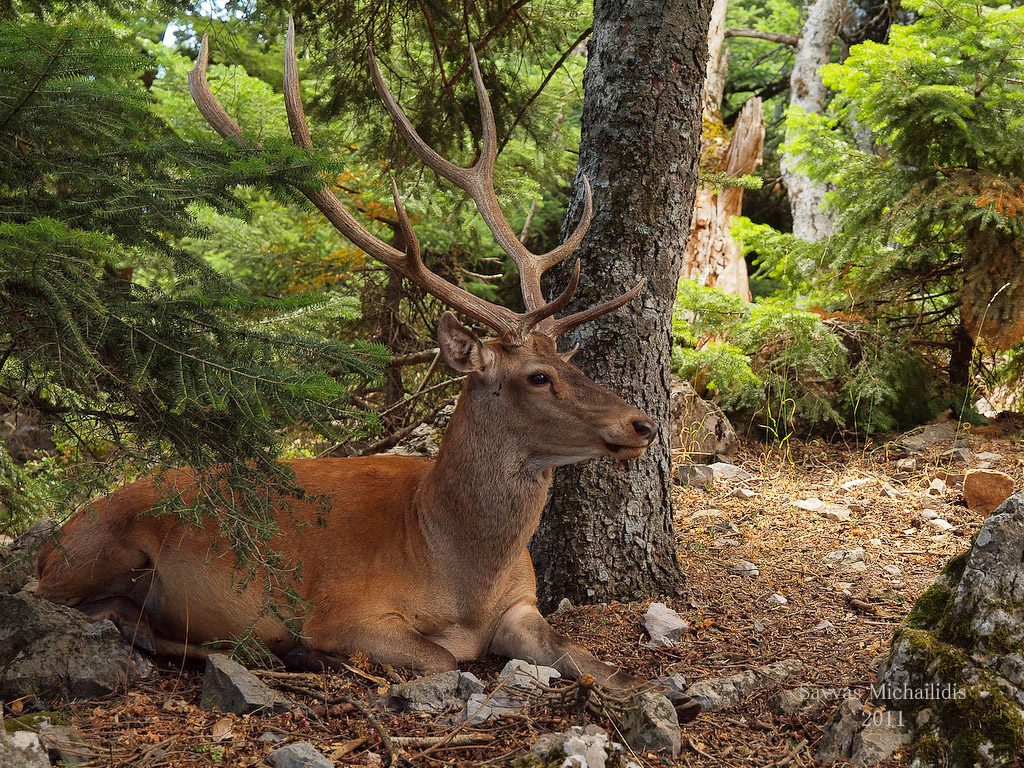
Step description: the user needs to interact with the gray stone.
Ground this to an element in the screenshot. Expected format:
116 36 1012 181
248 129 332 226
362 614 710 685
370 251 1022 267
0 729 50 768
619 691 680 755
266 741 334 768
384 670 473 713
824 547 866 570
849 716 910 765
730 487 756 499
655 673 689 697
927 477 947 497
767 593 788 607
940 447 972 465
0 519 55 594
730 559 759 578
815 697 866 763
772 687 841 717
896 457 918 471
530 725 631 767
954 494 1024 648
709 462 754 482
499 659 560 691
685 659 805 712
897 421 959 453
673 463 714 488
669 376 737 461
200 654 287 715
460 692 523 724
0 591 152 701
926 517 954 531
643 602 688 646
37 723 91 766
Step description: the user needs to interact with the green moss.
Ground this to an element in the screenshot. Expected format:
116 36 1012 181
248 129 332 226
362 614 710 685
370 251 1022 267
905 584 954 631
941 548 970 586
911 732 945 764
2 712 66 732
942 679 1024 766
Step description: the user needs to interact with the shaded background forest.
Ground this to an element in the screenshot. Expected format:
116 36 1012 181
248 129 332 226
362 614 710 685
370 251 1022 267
2 0 1024 536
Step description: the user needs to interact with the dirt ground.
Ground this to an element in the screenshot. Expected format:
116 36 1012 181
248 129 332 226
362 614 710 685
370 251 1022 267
15 421 1024 767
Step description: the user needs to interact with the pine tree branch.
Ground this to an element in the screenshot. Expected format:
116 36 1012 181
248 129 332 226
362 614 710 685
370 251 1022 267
725 28 799 47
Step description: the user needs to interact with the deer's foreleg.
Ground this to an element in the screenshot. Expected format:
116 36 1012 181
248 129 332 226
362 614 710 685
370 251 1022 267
303 615 458 676
489 603 640 689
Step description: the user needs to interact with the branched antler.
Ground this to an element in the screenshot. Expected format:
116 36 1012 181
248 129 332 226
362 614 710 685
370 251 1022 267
190 19 643 344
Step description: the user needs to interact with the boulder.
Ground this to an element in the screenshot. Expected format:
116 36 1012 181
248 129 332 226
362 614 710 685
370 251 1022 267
672 463 714 488
963 468 1015 515
266 741 334 768
0 591 152 701
619 691 680 756
685 659 804 712
200 654 288 715
817 494 1024 767
0 729 50 768
709 462 754 482
642 602 688 646
0 519 55 594
529 725 638 768
896 421 960 453
669 376 736 461
384 670 483 713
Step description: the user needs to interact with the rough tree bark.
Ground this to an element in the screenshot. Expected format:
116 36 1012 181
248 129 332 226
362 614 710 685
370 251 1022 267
530 0 712 611
683 0 763 299
781 0 844 241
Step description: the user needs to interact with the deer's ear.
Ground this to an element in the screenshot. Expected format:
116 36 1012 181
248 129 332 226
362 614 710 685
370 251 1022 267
437 312 493 373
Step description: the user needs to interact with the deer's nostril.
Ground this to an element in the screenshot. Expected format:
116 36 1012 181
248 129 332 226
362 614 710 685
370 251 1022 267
632 419 657 441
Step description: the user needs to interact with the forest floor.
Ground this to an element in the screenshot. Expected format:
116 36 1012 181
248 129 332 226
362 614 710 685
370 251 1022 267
27 418 1024 767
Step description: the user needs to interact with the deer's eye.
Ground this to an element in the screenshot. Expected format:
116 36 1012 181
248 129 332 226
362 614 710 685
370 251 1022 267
527 372 551 387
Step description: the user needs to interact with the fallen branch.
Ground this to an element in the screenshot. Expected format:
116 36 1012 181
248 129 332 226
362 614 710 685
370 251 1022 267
725 28 799 46
391 734 495 747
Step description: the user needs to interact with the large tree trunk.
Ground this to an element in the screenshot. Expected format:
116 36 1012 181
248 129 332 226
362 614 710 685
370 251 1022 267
531 0 711 611
781 0 843 241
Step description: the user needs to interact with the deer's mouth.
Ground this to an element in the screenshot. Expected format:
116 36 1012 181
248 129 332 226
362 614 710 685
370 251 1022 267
603 442 647 459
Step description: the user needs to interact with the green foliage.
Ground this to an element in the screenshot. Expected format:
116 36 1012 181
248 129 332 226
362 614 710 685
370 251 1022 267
781 0 1024 343
0 16 385 553
673 281 937 438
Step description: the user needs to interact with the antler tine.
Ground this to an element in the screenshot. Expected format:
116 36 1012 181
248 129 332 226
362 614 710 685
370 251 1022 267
190 21 524 341
283 16 313 149
546 277 648 339
369 42 593 320
189 35 244 142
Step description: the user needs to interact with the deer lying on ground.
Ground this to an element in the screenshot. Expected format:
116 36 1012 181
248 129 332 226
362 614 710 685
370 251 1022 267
37 21 696 718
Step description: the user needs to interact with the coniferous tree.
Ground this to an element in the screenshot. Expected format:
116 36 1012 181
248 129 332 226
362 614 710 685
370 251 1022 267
0 16 385 563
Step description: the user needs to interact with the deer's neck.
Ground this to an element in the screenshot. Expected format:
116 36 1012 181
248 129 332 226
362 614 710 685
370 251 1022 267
416 386 551 588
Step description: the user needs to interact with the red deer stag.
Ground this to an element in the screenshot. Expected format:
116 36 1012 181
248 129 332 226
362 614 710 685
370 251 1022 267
37 21 692 711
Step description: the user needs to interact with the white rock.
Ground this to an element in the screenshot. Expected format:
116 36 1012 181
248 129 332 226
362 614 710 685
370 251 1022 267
820 505 853 522
920 508 939 520
928 478 947 497
500 659 560 690
709 462 755 482
927 517 954 531
643 602 689 646
896 458 917 471
791 498 825 512
815 620 834 631
730 487 757 499
842 478 874 491
976 451 1003 462
883 565 903 577
881 483 902 499
767 593 788 607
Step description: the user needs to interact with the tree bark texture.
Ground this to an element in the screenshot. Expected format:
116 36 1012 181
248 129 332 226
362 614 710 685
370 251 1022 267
781 0 843 241
531 0 712 611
